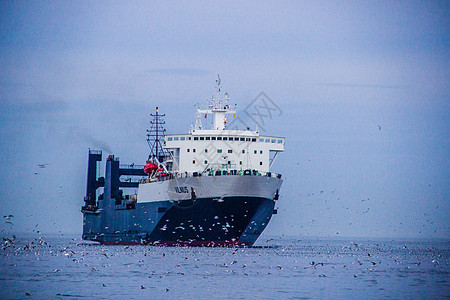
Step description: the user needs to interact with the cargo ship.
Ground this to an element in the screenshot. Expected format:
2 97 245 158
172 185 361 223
81 78 285 246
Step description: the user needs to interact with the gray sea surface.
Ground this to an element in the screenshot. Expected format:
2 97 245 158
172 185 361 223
0 234 448 299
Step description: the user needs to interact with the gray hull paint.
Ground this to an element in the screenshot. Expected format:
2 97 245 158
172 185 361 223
138 175 283 202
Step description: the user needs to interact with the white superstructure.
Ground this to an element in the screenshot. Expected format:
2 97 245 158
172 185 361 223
163 77 285 174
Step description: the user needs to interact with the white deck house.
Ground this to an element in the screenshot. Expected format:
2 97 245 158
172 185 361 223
164 130 284 173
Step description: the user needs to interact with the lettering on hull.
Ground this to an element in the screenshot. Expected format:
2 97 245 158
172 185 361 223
174 186 189 193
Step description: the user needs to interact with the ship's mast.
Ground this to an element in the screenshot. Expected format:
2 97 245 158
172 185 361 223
146 107 168 163
196 74 236 130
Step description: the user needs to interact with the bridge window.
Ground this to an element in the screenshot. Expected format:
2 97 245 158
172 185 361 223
251 138 256 142
206 137 210 140
217 137 222 140
211 137 216 140
168 137 173 141
240 138 245 141
235 137 240 141
223 137 228 141
246 138 250 141
259 138 264 142
271 139 276 143
180 137 185 141
278 139 283 143
265 139 270 142
174 137 179 141
200 137 204 140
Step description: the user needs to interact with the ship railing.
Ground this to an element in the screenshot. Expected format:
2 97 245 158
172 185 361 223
138 169 282 184
207 163 237 169
139 177 159 184
120 163 145 169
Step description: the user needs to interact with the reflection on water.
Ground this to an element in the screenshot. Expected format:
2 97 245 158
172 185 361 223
0 235 448 299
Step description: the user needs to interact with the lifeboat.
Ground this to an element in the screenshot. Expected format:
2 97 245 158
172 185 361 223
144 161 158 175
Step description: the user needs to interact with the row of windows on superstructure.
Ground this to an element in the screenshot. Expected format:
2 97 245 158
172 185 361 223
167 136 283 143
186 149 265 154
192 160 264 166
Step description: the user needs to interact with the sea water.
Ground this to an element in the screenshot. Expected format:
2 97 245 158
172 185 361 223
0 234 448 299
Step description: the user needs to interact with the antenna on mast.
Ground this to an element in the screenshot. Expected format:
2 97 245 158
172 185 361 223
193 75 236 131
216 74 221 94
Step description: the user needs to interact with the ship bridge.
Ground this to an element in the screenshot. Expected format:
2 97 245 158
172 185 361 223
164 130 284 173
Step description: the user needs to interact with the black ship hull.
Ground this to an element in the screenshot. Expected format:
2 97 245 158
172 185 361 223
83 196 275 246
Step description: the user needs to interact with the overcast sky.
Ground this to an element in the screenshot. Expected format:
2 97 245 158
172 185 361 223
0 1 448 239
